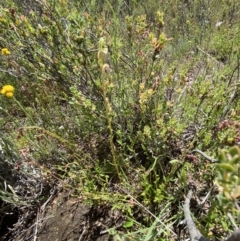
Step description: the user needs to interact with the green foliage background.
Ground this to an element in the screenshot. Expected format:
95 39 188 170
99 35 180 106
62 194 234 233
0 0 240 240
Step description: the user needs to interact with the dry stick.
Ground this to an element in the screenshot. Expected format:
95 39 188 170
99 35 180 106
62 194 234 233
190 149 218 163
224 228 240 241
199 186 214 206
40 187 58 211
184 189 240 241
227 213 238 230
183 189 210 241
33 210 39 241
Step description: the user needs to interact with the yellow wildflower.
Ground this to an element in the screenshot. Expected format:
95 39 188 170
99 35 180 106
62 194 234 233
5 91 14 98
143 125 151 139
139 83 145 90
147 88 153 95
1 85 14 93
176 88 183 93
1 48 10 55
0 84 14 98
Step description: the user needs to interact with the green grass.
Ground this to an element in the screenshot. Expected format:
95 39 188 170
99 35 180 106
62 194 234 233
0 0 240 240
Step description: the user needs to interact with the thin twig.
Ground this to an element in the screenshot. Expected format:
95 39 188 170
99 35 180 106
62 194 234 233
183 189 210 241
33 210 39 241
190 149 217 163
227 213 238 230
199 186 214 206
225 228 240 241
40 187 58 211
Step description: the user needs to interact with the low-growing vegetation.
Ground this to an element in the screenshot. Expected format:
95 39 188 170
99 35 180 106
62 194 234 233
0 0 240 240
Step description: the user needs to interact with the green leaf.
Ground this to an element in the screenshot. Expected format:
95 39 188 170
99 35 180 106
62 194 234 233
169 159 180 165
123 219 134 228
218 163 235 172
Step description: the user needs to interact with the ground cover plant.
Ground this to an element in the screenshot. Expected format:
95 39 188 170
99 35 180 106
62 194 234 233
0 0 240 240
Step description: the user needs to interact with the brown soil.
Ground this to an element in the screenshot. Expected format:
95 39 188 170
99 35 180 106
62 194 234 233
11 191 123 241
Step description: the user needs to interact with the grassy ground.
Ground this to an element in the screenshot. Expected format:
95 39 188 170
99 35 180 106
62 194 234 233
0 0 240 240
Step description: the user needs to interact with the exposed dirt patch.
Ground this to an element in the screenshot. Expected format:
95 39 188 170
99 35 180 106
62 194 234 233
7 191 123 241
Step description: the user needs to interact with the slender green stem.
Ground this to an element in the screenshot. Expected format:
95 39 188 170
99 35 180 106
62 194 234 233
102 81 120 179
14 97 35 124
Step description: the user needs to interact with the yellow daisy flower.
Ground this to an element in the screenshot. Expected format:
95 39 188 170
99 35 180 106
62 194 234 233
0 85 14 98
1 48 11 55
5 91 14 98
1 85 14 93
